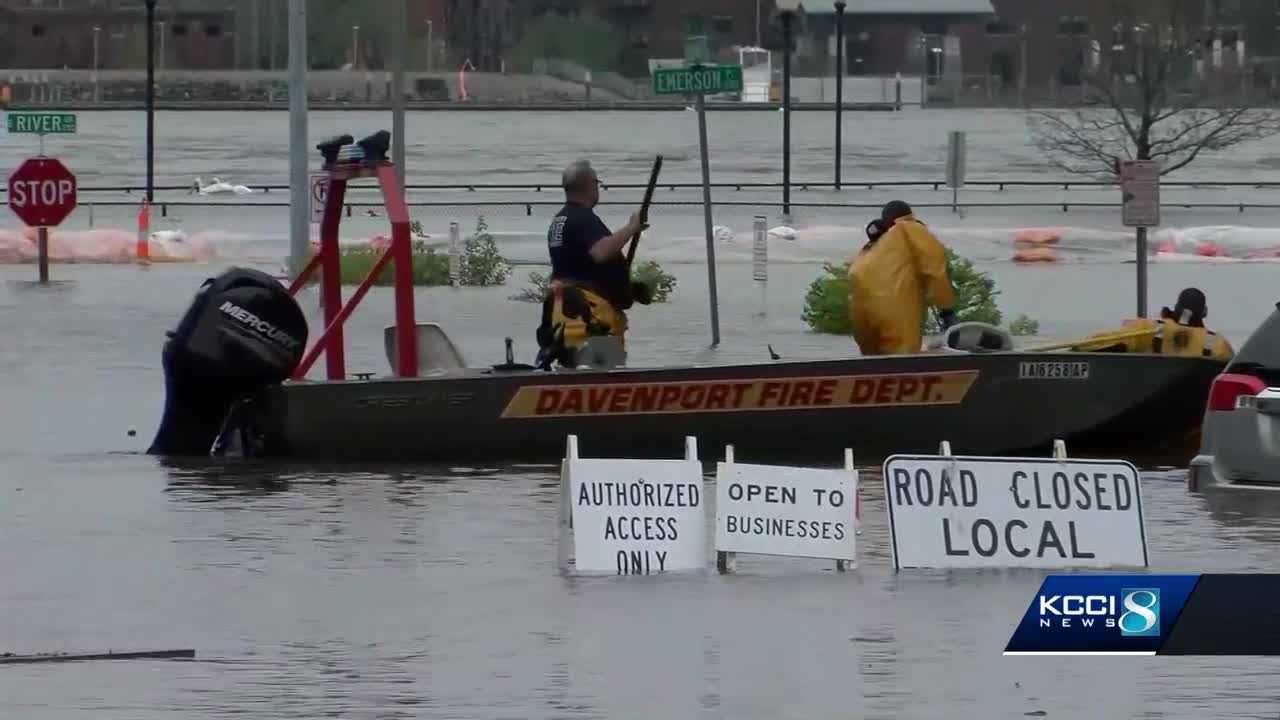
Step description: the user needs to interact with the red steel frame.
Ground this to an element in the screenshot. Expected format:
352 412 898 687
288 162 418 380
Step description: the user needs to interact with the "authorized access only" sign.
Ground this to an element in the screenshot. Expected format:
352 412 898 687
883 455 1147 570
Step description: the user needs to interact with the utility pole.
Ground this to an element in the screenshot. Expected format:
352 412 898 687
471 0 481 70
145 0 156 203
392 0 407 191
288 0 309 276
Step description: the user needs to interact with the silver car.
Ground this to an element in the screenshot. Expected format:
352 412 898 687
1189 304 1280 490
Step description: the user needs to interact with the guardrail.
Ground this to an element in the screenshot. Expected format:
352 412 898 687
69 198 1280 221
7 179 1280 196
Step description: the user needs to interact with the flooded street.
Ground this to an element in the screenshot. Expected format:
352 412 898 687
5 452 1280 719
3 109 1280 717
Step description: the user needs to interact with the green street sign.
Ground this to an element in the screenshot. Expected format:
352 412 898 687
7 112 78 134
653 64 744 96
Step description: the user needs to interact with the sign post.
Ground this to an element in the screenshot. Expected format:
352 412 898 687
8 157 78 283
1120 160 1161 318
653 59 744 347
753 215 768 316
946 130 966 213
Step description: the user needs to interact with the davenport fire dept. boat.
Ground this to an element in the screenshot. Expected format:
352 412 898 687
146 132 1226 464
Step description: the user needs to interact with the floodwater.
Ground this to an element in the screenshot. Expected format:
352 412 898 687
3 110 1280 718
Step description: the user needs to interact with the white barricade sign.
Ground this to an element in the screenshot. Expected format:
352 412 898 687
883 454 1147 570
562 435 706 575
714 454 856 563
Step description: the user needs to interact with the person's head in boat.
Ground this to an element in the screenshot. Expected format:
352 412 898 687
1162 287 1208 327
881 200 915 225
562 159 602 209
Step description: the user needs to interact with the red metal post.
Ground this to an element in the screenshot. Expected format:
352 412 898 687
377 164 418 378
292 247 397 380
286 251 322 296
318 177 348 380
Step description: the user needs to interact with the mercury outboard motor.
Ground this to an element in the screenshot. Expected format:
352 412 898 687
148 267 308 456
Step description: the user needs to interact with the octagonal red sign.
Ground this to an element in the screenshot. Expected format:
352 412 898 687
8 157 77 227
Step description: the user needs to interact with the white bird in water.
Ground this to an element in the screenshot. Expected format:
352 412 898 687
150 229 188 243
191 177 253 195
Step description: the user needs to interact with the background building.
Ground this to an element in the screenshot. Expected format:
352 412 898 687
0 0 237 70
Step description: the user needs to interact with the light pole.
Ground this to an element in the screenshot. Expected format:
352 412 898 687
1018 23 1028 106
834 0 846 192
288 0 308 276
778 0 801 216
427 20 434 71
756 0 762 47
92 26 101 103
352 25 360 68
392 0 406 191
145 0 156 203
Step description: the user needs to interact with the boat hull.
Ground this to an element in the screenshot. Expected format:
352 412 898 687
242 351 1224 464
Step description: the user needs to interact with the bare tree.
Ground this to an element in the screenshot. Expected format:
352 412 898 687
1028 0 1280 179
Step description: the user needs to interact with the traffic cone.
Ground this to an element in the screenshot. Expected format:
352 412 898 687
136 199 151 264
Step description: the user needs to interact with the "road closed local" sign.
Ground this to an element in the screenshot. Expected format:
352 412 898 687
882 455 1147 570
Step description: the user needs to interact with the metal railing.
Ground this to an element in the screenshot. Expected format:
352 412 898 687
5 177 1280 197
64 199 1280 224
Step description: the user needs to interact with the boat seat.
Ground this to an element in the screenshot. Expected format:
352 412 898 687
576 336 627 370
383 323 468 375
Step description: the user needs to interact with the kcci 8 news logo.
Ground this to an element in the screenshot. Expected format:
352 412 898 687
1036 588 1160 636
1005 575 1199 654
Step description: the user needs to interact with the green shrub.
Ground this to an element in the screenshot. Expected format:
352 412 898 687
459 217 511 286
510 260 678 304
334 240 449 286
632 260 677 303
511 270 552 303
802 248 1036 337
922 249 1001 334
800 261 853 335
1008 314 1040 337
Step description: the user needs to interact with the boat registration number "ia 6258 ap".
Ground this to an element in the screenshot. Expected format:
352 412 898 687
1019 361 1090 380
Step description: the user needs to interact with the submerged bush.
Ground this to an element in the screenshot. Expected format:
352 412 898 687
510 259 678 304
334 240 449 286
632 260 677 303
459 216 511 287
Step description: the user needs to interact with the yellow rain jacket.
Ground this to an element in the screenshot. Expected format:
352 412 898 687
1078 318 1233 361
847 215 957 355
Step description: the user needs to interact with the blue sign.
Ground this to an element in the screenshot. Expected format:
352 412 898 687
1004 574 1198 654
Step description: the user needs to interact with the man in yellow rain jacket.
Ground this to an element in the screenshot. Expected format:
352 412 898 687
536 160 650 368
1078 288 1233 360
848 201 959 355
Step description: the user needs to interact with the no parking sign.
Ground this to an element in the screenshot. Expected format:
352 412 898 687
309 173 327 223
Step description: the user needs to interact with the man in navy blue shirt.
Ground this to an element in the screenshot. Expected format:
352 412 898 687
537 160 647 366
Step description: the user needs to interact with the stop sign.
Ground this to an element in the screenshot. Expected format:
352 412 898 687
8 157 77 227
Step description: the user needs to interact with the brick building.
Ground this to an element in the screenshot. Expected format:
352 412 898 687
794 0 1275 91
0 0 237 70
